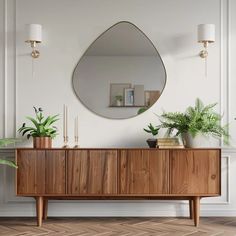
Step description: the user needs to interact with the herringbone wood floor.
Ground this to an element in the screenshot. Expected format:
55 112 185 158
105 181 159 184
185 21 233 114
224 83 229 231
0 217 236 236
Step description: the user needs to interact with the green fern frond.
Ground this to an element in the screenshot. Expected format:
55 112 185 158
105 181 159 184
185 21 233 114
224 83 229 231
157 98 229 143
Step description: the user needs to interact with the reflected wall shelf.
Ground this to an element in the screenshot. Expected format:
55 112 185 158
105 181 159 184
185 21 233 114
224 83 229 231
109 105 145 108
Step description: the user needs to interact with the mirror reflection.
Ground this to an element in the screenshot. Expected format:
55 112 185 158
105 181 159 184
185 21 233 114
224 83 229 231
72 21 166 119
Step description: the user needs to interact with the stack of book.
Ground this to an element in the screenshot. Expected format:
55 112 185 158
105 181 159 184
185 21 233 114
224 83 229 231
157 138 184 149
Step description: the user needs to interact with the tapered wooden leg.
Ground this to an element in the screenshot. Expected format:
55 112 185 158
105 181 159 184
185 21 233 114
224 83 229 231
43 198 48 220
193 196 200 227
36 196 43 227
189 199 194 219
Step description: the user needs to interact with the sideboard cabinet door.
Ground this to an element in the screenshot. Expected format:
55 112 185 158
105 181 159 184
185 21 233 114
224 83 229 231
45 150 66 194
170 150 220 195
17 150 45 195
67 150 118 194
120 150 169 194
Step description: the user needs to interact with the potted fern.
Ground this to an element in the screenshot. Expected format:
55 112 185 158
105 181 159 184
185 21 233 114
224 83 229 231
158 98 229 147
144 123 160 148
0 139 18 168
18 107 59 148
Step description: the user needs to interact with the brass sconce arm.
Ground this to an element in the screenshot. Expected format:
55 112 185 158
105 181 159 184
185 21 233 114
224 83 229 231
26 40 40 58
199 41 209 58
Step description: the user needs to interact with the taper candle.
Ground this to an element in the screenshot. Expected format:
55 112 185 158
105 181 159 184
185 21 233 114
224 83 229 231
77 116 79 137
63 104 69 148
65 105 68 137
74 117 77 138
63 104 66 137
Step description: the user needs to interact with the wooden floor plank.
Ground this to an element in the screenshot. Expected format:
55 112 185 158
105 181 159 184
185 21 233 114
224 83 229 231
0 217 236 236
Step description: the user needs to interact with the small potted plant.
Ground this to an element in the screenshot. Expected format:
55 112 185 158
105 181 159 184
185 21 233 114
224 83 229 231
144 123 160 148
115 95 123 106
158 98 229 147
18 107 59 148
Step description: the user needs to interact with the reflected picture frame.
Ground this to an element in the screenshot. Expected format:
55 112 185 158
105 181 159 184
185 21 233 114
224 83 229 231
124 88 134 106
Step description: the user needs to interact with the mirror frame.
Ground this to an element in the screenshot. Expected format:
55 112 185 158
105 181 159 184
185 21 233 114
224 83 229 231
72 21 167 119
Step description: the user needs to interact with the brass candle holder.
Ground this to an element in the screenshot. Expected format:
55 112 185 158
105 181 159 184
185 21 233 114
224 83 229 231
62 136 69 148
74 136 79 148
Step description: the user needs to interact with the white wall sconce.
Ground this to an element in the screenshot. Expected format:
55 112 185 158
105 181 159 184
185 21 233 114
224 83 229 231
197 24 215 58
25 24 42 58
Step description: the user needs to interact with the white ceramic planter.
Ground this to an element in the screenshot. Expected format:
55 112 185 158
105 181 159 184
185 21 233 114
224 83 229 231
116 100 122 106
183 132 216 148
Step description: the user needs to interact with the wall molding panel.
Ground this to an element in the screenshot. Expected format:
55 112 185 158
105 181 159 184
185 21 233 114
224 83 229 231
0 0 236 216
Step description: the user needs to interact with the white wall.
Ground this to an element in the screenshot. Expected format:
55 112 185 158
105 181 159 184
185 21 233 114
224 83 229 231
0 0 236 217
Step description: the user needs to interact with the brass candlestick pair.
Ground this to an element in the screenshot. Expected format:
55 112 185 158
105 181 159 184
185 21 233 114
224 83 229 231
62 105 79 148
62 136 79 148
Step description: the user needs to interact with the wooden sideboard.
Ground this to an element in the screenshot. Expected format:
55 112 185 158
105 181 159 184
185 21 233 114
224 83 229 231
16 148 221 227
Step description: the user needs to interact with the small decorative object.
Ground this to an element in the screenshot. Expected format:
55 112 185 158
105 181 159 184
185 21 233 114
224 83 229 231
197 24 215 76
18 107 59 148
74 115 79 148
115 95 123 106
144 123 160 148
124 88 134 106
158 98 229 147
63 104 69 148
25 24 42 59
0 139 19 168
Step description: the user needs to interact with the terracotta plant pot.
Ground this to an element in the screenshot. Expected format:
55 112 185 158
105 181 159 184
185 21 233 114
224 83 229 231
33 137 52 149
146 138 157 148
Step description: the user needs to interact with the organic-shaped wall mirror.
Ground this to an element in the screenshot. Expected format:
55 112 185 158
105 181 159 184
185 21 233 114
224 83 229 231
72 21 166 119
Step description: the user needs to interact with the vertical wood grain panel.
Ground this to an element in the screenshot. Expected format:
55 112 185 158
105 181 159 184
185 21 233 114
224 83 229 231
170 150 220 194
120 150 149 194
17 150 45 194
149 150 169 194
68 150 117 194
45 150 66 194
120 150 169 194
67 150 88 194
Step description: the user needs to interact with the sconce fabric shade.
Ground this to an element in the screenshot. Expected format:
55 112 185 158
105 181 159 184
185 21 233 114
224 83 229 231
198 24 215 43
25 24 42 43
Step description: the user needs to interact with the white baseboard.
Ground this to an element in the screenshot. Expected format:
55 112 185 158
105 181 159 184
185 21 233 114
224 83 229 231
0 202 236 217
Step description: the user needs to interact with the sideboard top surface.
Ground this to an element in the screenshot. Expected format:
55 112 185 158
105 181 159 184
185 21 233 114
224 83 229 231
15 147 222 150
